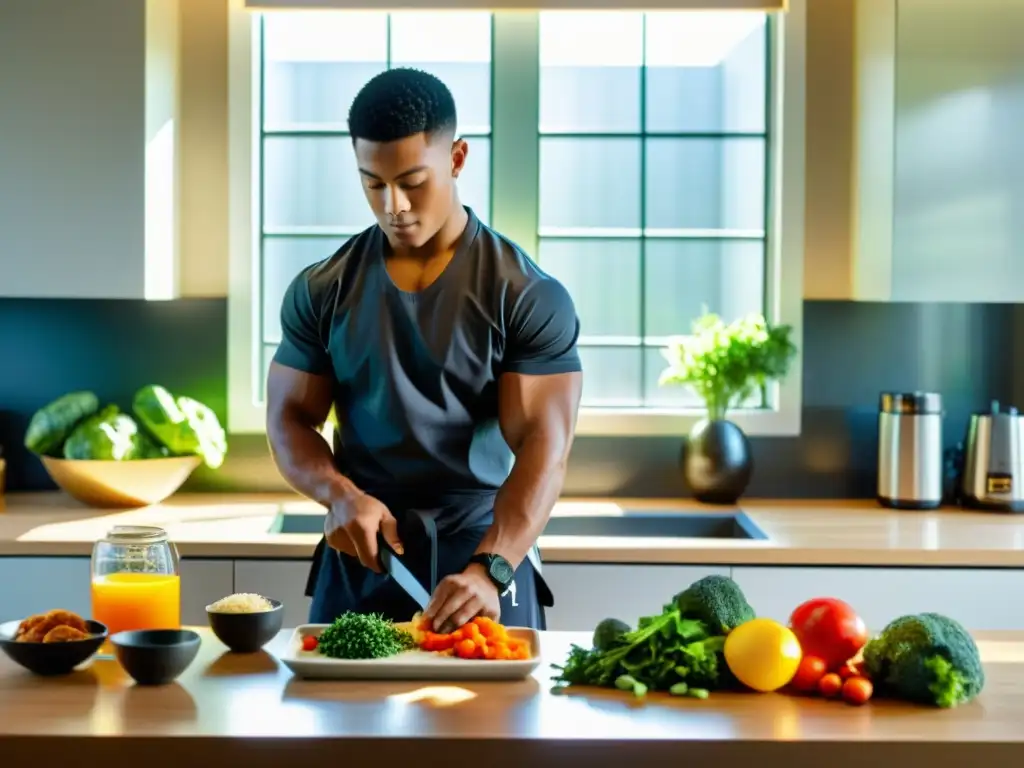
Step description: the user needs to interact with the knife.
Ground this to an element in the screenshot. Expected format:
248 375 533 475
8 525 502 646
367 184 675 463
377 532 430 610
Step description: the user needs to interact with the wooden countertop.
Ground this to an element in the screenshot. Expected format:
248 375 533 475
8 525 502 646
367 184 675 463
1 627 1022 766
2 491 1024 566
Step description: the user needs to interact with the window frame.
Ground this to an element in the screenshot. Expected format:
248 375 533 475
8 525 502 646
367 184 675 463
226 0 805 438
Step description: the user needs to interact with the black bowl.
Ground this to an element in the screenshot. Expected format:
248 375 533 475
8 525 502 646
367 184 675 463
111 629 201 686
0 618 108 676
206 599 284 653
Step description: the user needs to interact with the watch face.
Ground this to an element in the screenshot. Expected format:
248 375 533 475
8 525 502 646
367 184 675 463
489 556 515 587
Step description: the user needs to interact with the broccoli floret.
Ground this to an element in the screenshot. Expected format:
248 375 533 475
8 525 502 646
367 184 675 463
671 574 756 633
593 618 631 651
862 612 984 708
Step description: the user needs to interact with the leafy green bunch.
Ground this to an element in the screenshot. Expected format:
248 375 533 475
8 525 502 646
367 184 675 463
658 311 797 420
551 575 756 699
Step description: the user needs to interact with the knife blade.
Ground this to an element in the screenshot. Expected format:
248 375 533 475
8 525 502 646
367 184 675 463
377 532 430 610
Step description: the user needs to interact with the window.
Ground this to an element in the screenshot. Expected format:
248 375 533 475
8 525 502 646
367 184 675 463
536 11 769 410
227 4 805 436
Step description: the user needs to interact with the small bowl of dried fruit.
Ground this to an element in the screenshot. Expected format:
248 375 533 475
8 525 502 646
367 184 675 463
0 609 108 676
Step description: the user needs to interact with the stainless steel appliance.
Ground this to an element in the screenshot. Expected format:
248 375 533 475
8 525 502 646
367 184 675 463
877 392 943 510
961 401 1024 513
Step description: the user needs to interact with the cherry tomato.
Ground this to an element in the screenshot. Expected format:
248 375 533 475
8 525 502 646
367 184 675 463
838 660 864 680
842 676 873 706
301 634 318 652
790 655 828 692
788 597 869 670
818 672 843 699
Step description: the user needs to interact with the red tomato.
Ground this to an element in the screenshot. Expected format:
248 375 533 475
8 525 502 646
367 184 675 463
818 672 843 699
788 597 868 670
790 655 828 692
842 676 873 706
838 660 864 680
301 634 318 652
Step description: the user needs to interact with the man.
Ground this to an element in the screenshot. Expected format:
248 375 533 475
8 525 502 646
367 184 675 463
265 67 583 633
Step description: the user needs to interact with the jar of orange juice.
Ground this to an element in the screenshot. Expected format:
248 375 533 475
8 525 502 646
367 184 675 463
91 526 181 636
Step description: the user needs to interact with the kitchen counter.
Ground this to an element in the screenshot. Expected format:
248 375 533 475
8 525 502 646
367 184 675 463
1 627 1022 766
2 491 1024 566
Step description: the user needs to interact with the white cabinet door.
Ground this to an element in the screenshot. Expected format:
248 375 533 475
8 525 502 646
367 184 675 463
0 557 91 621
233 561 312 628
731 566 1024 631
541 564 731 631
180 560 235 627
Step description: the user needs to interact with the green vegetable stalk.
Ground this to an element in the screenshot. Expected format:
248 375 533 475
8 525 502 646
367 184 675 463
316 612 416 660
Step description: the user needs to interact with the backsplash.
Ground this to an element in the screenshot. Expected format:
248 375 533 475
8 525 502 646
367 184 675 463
1 298 1020 498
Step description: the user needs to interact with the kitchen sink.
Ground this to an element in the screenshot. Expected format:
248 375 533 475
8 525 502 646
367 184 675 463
268 508 766 540
541 511 766 540
270 511 327 535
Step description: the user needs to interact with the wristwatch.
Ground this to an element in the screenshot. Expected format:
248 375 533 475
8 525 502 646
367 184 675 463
469 553 515 593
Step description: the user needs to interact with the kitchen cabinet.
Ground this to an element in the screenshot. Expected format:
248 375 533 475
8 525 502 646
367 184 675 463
731 566 1024 631
540 564 730 631
180 560 235 626
805 0 1024 302
0 0 181 299
233 560 312 628
0 558 92 621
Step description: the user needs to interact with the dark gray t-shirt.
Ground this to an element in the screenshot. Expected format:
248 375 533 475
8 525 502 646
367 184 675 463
273 207 581 527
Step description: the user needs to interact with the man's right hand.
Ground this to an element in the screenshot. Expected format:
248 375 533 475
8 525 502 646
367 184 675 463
325 491 403 572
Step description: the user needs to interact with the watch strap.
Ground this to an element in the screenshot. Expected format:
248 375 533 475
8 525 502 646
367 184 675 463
470 553 514 590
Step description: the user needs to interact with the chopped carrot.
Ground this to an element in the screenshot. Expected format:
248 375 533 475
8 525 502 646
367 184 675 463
473 617 500 639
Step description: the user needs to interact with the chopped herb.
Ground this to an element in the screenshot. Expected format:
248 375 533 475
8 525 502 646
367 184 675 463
317 612 416 660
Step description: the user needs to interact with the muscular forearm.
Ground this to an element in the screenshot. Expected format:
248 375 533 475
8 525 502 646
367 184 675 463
475 432 569 568
267 417 360 508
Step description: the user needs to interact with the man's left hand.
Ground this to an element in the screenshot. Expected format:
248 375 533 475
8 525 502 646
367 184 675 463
423 564 500 633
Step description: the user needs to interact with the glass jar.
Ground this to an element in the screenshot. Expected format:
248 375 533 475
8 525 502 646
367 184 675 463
91 526 181 636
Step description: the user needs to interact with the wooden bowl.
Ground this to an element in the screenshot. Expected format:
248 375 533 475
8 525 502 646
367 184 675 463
40 455 201 508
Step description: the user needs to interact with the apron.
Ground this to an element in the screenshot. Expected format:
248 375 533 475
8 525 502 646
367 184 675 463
306 493 554 630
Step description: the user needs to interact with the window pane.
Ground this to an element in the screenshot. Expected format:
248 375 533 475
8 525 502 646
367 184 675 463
262 237 348 344
645 137 765 231
390 12 492 134
578 347 642 407
539 12 642 133
539 138 641 231
644 239 764 337
644 12 767 134
263 137 373 231
538 238 641 337
459 137 491 225
262 12 387 129
261 344 278 402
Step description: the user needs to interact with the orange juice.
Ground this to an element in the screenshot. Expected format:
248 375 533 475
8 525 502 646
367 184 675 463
91 572 181 635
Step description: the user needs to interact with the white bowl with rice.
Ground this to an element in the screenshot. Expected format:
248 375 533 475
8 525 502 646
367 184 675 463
206 593 283 653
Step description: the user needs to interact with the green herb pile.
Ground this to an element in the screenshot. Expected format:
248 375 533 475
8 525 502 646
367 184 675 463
551 575 756 699
317 612 417 660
